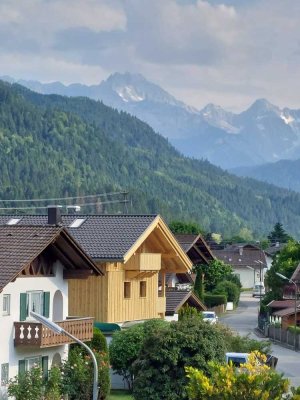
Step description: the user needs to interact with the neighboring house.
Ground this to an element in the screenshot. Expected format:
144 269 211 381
0 210 192 325
267 300 300 328
265 242 286 269
165 289 206 322
0 224 102 396
213 244 267 288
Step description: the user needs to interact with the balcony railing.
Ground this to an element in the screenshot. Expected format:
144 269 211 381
14 317 94 348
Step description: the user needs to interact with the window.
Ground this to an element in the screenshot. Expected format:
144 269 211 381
19 356 48 379
2 294 10 316
20 291 50 321
27 291 43 315
140 281 147 297
69 218 86 228
1 363 9 385
25 356 41 371
6 218 21 225
124 282 131 299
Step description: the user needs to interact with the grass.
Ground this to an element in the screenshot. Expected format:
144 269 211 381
108 390 133 399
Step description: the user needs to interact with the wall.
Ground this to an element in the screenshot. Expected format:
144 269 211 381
0 261 68 390
233 267 256 288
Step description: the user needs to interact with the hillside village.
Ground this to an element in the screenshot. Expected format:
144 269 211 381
1 206 300 399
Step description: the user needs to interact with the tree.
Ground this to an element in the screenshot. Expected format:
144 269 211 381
169 221 204 235
132 317 227 400
268 222 292 244
199 260 233 292
265 240 300 300
213 281 240 306
185 352 295 400
193 264 204 300
109 319 168 390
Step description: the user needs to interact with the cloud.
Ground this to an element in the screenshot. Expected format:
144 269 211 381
0 0 300 110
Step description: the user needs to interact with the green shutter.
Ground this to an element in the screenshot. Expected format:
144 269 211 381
43 292 50 318
18 360 26 376
41 356 48 380
20 293 27 321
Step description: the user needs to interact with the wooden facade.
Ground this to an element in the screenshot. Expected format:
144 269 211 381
69 217 192 323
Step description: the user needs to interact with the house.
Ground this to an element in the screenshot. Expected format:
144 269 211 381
0 224 102 396
165 289 206 322
165 233 215 288
0 210 192 325
213 244 267 288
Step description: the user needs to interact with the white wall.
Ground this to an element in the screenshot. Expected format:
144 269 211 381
0 260 69 390
233 267 257 288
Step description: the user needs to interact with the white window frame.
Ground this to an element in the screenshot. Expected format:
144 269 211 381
1 363 9 386
27 291 43 317
25 356 41 371
2 294 10 316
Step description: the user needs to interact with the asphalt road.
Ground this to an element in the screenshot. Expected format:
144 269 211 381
220 292 300 388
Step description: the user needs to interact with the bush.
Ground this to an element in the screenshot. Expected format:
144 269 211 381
213 280 240 306
132 316 227 400
178 305 201 320
8 366 43 400
203 294 226 308
186 352 292 400
109 319 168 390
44 365 62 400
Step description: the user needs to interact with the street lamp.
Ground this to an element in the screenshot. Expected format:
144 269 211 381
255 260 265 304
30 311 99 400
275 273 298 351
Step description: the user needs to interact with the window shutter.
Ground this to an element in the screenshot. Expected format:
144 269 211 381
43 292 50 318
41 356 48 380
18 360 26 376
20 293 27 321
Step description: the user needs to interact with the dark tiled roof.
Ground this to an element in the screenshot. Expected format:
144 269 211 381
213 244 266 268
273 307 299 317
267 300 299 309
265 243 286 256
0 214 157 260
175 233 215 264
165 289 206 315
0 225 63 291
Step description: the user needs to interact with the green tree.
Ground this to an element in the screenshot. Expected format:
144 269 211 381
268 222 292 244
109 319 168 390
200 260 233 292
132 317 227 400
213 280 240 306
169 221 204 235
265 240 300 300
193 264 204 300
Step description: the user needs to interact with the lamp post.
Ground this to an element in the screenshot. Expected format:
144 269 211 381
255 260 265 308
275 273 297 351
30 311 99 400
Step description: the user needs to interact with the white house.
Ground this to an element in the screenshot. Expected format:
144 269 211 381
0 224 102 398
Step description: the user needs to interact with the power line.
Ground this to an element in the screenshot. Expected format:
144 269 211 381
0 191 128 204
0 199 129 211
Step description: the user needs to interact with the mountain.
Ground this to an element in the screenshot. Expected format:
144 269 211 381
2 79 300 238
3 73 300 171
232 158 300 192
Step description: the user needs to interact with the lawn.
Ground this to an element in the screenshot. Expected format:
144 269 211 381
108 390 133 399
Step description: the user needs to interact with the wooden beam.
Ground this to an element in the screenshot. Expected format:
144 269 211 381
63 269 95 280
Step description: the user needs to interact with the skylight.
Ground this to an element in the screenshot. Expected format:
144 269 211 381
6 218 21 225
69 218 86 228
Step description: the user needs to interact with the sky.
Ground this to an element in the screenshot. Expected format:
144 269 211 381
1 0 300 112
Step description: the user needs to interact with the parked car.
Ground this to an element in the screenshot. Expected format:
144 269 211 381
252 282 265 297
201 311 218 324
226 352 278 369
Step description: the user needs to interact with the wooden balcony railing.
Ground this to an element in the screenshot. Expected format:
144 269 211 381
14 317 94 348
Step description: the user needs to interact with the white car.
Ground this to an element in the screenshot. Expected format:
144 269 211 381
201 311 218 324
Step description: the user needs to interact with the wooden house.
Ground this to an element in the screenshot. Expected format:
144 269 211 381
0 211 192 325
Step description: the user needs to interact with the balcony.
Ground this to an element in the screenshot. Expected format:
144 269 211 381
14 317 94 348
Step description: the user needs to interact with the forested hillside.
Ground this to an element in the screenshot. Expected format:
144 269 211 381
1 80 300 238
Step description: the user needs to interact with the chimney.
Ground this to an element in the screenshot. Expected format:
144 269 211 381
48 206 62 225
275 242 279 247
239 247 243 256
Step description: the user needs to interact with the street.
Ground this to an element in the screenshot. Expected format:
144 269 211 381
220 292 300 388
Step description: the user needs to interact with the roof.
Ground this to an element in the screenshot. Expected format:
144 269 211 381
213 244 266 269
165 289 206 315
0 214 157 260
291 263 300 283
267 300 299 308
0 214 192 271
0 225 102 292
265 243 286 256
175 233 215 265
273 307 300 317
